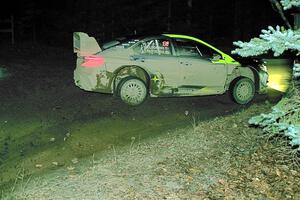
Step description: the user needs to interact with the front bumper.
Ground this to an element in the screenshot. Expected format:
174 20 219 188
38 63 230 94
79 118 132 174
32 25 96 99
258 70 269 94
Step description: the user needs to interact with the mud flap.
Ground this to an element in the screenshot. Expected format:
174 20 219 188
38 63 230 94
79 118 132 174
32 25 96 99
73 32 102 56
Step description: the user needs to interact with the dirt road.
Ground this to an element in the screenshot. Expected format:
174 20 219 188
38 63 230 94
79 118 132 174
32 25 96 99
0 44 285 188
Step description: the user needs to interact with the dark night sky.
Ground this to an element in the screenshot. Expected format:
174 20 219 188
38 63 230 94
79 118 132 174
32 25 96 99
0 0 291 48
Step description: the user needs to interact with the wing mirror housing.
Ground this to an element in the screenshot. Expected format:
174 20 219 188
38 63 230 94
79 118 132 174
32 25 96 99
212 54 222 61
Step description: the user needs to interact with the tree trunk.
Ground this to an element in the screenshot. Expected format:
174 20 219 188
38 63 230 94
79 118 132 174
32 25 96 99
268 0 292 29
167 0 172 32
186 0 193 28
291 12 300 90
233 0 242 41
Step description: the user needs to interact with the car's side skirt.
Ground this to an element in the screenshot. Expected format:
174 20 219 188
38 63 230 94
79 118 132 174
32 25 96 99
149 85 226 97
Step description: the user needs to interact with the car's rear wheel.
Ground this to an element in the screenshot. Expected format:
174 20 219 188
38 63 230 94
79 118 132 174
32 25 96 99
230 77 255 105
119 77 147 106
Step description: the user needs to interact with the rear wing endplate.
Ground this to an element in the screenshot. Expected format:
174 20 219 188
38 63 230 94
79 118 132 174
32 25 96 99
73 32 102 57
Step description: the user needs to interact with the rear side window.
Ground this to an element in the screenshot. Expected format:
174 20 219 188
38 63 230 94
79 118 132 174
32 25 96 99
102 38 140 50
134 39 173 56
175 39 217 58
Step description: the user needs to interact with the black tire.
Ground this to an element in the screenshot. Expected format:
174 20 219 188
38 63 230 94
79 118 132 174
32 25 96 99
230 77 255 105
118 77 147 106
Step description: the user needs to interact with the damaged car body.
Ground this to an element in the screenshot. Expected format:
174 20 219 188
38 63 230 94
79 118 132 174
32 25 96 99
73 32 269 106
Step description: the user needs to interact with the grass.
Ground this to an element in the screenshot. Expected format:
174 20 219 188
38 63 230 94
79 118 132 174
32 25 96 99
4 102 300 199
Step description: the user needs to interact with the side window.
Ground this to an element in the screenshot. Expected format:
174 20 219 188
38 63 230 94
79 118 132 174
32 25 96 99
134 39 172 56
175 39 219 59
175 40 200 57
197 43 214 58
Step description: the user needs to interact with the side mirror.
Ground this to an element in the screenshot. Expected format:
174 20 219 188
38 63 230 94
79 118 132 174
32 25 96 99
212 54 222 61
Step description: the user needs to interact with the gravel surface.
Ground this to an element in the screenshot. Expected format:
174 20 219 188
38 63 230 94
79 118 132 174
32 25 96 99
3 102 300 200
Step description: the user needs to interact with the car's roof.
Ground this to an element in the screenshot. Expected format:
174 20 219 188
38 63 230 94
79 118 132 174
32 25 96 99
101 34 171 50
101 33 239 65
103 33 195 43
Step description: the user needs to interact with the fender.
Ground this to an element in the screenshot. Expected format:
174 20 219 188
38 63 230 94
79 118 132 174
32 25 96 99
113 66 150 94
225 66 255 91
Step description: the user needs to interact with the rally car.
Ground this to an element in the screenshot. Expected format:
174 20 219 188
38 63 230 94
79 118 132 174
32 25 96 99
73 32 268 105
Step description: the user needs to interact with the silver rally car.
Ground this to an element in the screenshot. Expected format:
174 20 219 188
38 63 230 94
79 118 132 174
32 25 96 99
73 32 268 105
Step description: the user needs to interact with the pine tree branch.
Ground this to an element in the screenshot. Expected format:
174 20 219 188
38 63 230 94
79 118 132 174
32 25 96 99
232 26 300 57
280 0 300 10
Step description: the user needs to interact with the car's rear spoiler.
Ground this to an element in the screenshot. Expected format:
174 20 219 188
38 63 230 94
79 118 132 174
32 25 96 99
73 32 102 57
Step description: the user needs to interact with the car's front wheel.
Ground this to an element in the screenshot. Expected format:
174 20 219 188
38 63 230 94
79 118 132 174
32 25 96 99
118 77 147 106
230 77 255 105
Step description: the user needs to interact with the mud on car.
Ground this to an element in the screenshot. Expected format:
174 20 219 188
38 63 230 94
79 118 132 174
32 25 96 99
73 32 268 106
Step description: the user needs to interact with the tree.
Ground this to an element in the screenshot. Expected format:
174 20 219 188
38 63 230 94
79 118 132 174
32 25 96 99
186 0 193 28
232 0 300 151
233 0 300 80
281 0 300 9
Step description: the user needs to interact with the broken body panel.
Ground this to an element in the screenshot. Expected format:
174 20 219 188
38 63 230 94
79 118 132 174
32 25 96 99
73 32 268 99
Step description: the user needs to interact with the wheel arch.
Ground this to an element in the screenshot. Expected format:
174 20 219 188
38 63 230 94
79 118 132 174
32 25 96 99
226 66 257 91
112 65 151 95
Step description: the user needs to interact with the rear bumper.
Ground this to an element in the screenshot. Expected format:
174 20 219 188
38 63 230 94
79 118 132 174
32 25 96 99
73 60 113 93
74 67 96 91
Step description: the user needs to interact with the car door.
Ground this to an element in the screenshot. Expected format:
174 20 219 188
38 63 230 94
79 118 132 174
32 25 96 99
132 38 183 95
174 38 227 95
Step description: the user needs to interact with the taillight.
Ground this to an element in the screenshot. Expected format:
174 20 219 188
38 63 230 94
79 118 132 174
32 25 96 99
81 55 105 68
